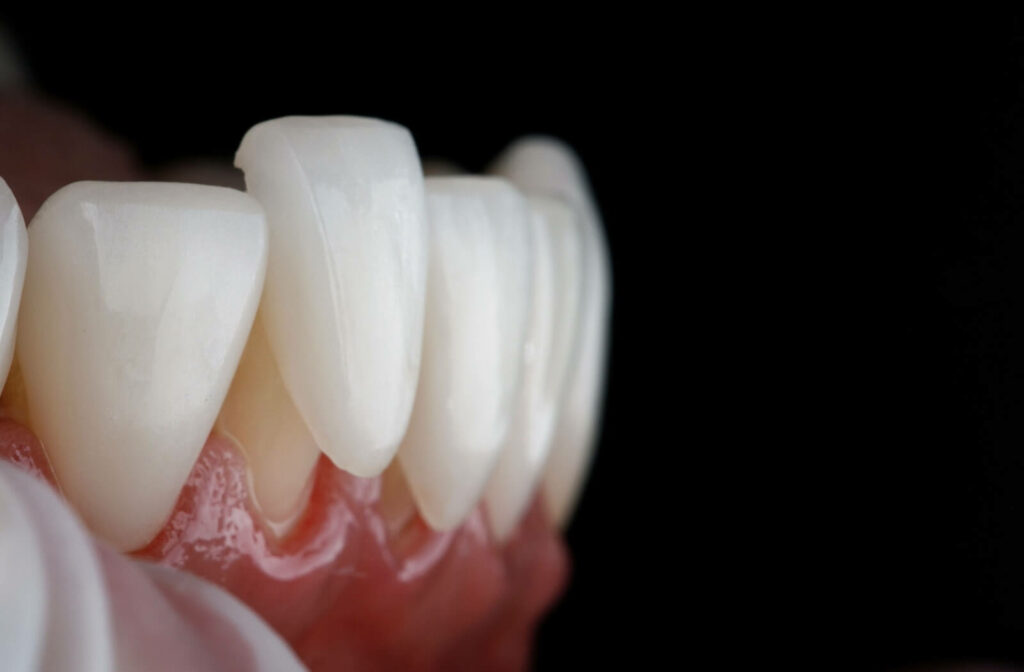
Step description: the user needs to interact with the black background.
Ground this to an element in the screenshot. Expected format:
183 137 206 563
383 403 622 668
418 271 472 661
0 15 680 670
808 15 1024 669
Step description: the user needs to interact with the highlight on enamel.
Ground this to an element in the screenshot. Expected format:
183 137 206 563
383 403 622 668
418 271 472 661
397 177 534 531
235 116 429 480
16 182 268 551
0 121 611 559
490 137 612 529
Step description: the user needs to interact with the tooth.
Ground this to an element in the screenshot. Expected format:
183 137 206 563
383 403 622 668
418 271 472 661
0 465 48 671
0 179 28 392
484 195 585 541
17 182 267 551
235 116 429 477
216 314 320 530
398 177 533 530
140 564 307 671
491 138 612 528
0 462 114 671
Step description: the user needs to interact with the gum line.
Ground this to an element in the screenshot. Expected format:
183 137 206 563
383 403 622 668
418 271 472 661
0 418 569 671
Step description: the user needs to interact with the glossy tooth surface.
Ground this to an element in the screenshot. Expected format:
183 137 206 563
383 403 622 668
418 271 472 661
18 182 267 551
491 138 612 527
236 116 428 477
484 196 584 541
399 177 533 530
216 315 320 530
0 463 113 672
0 463 48 671
0 179 28 391
0 461 306 672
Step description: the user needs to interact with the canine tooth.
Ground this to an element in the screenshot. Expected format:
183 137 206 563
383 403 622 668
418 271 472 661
17 182 267 551
0 179 27 392
216 315 320 528
398 177 533 530
484 196 584 541
491 138 612 527
235 117 428 477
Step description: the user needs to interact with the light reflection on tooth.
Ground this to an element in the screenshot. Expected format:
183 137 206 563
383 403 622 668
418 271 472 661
398 177 533 531
235 116 429 478
17 182 268 551
484 195 585 542
0 178 28 393
491 138 612 528
216 315 320 531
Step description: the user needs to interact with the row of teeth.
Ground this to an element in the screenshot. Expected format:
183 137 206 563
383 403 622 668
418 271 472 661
0 116 612 552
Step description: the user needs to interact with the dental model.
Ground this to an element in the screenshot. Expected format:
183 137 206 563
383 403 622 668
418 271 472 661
17 182 267 551
490 138 613 528
0 110 611 671
398 177 534 531
0 179 26 392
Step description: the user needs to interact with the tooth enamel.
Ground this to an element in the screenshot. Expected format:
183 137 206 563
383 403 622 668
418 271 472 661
0 462 114 672
216 315 320 529
398 177 533 530
235 116 428 477
491 138 612 528
484 195 584 541
0 465 48 671
17 182 267 551
140 564 307 672
0 179 28 391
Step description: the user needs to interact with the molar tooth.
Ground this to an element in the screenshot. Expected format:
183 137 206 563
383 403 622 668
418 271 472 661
216 315 320 530
491 138 612 528
0 179 28 392
17 182 267 551
398 177 533 531
235 117 429 477
484 195 585 541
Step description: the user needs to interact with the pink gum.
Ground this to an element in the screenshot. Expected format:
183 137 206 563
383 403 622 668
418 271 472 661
0 419 569 671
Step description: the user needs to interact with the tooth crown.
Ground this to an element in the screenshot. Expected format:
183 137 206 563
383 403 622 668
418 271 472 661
0 463 48 671
17 182 268 550
0 179 28 392
236 116 429 477
484 195 585 541
0 463 115 672
491 138 613 528
399 177 533 531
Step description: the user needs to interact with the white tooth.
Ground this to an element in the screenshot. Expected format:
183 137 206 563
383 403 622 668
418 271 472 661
491 138 612 528
0 179 28 391
235 116 429 477
216 314 320 530
17 182 267 551
0 462 114 672
0 465 48 671
398 177 533 530
484 196 584 541
140 564 307 672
